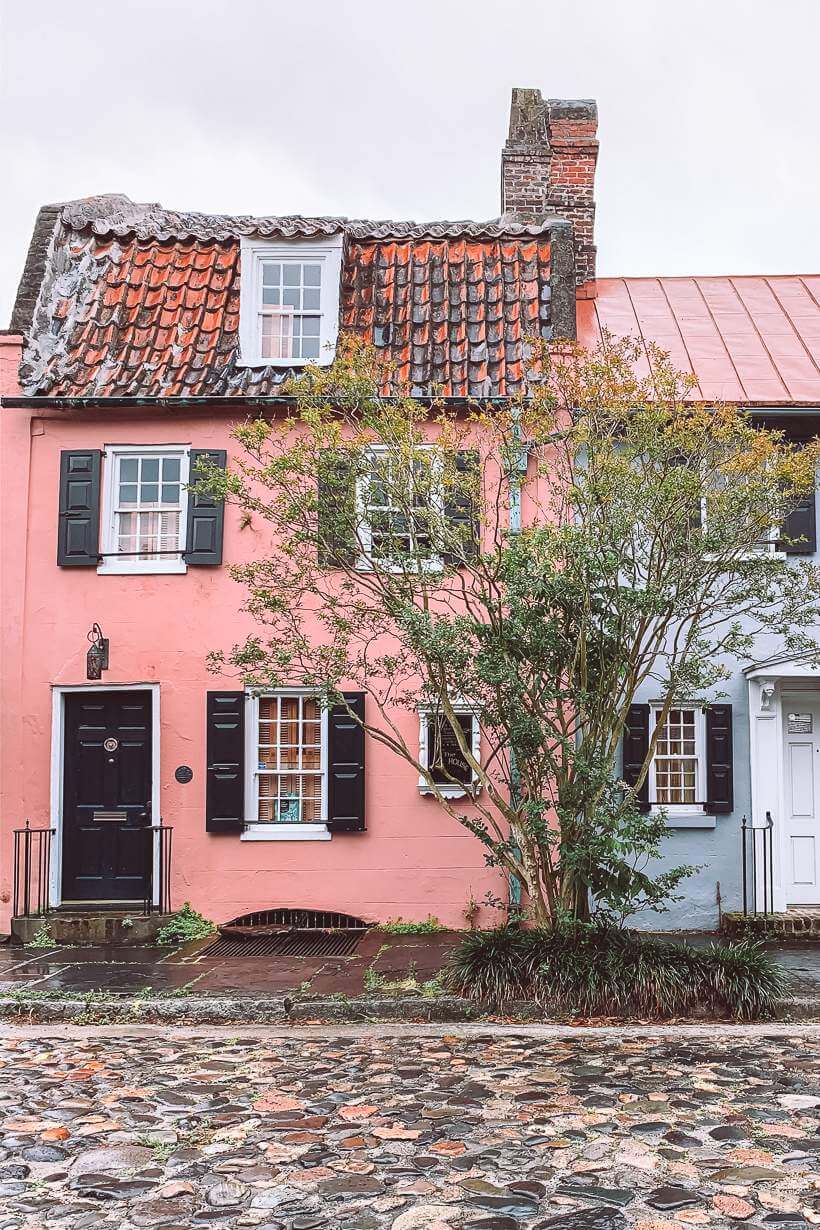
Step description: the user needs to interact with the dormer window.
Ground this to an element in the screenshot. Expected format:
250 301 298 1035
238 236 343 368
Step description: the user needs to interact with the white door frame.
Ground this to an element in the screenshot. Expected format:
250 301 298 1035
747 665 820 912
49 683 161 909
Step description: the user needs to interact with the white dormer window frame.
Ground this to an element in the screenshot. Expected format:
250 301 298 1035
238 235 344 369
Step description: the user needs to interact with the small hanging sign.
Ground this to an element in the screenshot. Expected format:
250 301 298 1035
788 712 813 734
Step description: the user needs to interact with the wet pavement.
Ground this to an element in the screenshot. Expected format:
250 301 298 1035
0 933 819 1014
0 1023 819 1227
0 932 461 1000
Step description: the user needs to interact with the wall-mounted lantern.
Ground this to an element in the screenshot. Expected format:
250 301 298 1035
86 623 110 680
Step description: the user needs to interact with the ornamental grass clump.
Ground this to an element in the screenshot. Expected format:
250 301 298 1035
443 924 785 1021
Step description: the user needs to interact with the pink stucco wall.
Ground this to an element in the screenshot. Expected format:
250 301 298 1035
0 343 507 930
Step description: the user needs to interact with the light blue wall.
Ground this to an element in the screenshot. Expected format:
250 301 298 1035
633 668 752 932
633 475 819 932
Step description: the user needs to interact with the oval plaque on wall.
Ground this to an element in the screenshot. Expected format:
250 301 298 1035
175 765 194 784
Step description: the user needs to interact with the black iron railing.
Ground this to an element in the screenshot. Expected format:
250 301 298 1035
13 823 55 918
741 812 775 915
143 824 173 915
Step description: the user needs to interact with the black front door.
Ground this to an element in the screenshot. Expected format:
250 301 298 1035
62 691 152 903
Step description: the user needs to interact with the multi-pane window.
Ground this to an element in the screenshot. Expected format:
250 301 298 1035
114 453 184 561
256 695 325 823
239 237 343 369
361 448 439 564
651 707 702 807
258 261 322 361
99 446 189 573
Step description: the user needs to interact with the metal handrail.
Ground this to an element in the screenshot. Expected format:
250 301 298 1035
13 823 55 918
741 812 775 915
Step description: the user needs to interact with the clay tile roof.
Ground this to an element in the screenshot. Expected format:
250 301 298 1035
16 195 564 400
577 276 820 405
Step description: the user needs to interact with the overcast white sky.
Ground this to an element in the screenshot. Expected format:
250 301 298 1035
2 0 819 325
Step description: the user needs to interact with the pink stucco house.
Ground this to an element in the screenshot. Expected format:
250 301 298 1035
7 87 817 940
0 90 598 935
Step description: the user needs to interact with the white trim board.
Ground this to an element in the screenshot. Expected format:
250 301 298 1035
242 690 330 838
98 444 190 576
748 668 820 913
237 235 343 368
49 683 161 909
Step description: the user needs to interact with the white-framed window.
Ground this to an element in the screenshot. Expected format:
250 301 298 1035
242 692 330 841
648 705 706 813
98 444 190 575
357 446 444 571
697 487 780 557
418 705 481 799
238 236 344 368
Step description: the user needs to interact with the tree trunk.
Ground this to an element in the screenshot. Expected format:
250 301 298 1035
559 869 590 920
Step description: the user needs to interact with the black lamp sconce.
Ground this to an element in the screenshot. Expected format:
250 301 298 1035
86 623 110 680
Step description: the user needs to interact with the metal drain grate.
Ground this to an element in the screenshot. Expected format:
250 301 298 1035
200 929 363 959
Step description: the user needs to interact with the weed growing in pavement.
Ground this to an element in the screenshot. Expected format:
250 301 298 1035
137 1125 211 1162
156 903 216 946
25 922 55 949
378 916 445 934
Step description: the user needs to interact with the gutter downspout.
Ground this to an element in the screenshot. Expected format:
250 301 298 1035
507 408 528 914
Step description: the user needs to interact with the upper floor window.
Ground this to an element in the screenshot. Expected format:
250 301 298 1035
99 445 190 575
358 446 442 568
238 236 343 368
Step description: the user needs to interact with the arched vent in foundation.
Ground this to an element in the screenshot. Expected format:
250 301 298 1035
225 908 371 931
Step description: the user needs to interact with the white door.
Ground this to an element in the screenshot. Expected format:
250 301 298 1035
783 701 820 905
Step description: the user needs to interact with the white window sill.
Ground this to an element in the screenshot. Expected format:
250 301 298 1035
703 550 786 563
241 823 331 841
97 559 187 576
418 782 478 800
653 810 717 830
356 560 444 574
236 354 334 369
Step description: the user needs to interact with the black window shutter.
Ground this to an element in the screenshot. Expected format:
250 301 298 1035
622 703 650 812
57 450 101 566
327 692 366 832
443 450 479 564
706 703 733 815
318 450 358 567
206 691 245 833
780 491 816 555
185 449 227 566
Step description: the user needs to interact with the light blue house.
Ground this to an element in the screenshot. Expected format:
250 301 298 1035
587 279 820 930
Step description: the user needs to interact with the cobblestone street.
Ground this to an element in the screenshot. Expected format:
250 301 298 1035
0 1025 818 1228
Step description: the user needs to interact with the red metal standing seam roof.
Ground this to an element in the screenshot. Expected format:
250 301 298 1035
577 276 820 404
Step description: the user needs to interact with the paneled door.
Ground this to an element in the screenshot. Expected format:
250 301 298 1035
783 700 820 905
62 691 152 903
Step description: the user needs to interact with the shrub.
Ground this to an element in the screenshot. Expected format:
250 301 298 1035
156 903 216 946
443 923 785 1021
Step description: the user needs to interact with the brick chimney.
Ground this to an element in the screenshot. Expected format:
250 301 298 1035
501 88 599 287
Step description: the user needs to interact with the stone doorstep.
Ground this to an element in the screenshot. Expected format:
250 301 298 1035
10 911 174 947
722 911 820 941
